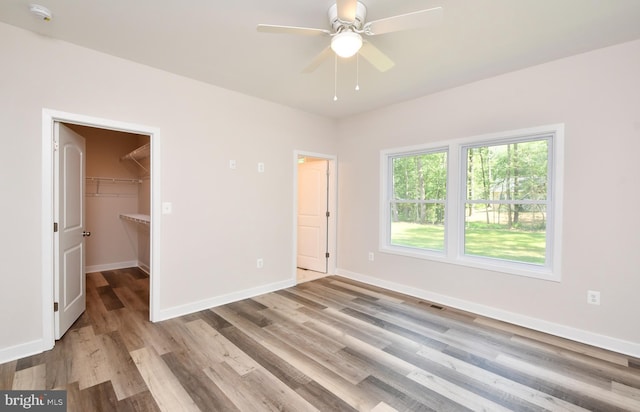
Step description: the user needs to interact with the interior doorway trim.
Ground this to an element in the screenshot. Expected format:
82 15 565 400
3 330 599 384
293 150 338 281
41 109 161 350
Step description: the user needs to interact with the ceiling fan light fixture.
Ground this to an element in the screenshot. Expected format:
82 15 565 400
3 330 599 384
331 31 362 58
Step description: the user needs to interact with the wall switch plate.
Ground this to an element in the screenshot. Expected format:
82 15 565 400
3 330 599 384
256 258 264 269
258 162 265 173
229 160 236 169
162 202 172 214
587 290 601 305
368 252 374 261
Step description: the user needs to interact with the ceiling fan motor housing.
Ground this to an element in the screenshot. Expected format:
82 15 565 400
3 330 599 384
328 2 367 32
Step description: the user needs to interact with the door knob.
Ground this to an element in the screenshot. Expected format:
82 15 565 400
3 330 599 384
82 231 91 237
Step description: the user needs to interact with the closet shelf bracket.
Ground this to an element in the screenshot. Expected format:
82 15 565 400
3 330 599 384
120 143 150 174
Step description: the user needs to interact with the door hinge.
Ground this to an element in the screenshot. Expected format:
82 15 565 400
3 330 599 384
325 252 330 258
326 211 330 218
53 222 58 233
54 302 59 312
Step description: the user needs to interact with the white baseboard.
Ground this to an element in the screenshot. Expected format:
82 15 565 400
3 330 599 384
137 261 150 275
335 268 640 358
86 261 138 273
0 339 47 365
156 278 296 322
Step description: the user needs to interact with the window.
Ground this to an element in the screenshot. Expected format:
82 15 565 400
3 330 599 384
390 150 448 252
381 125 563 280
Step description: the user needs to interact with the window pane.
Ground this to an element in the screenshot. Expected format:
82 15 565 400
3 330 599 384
467 139 548 202
464 204 547 264
391 202 445 250
393 151 447 201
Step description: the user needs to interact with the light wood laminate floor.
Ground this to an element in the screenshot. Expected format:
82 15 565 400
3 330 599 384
1 267 639 411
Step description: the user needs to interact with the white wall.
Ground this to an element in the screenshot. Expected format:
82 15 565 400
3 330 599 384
0 22 337 361
336 39 640 355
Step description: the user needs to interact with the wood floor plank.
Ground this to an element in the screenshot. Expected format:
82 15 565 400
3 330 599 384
370 401 400 412
285 285 350 311
112 285 149 313
0 360 16 389
612 380 640 402
414 343 589 412
477 316 631 366
326 279 406 304
298 305 393 349
293 379 360 411
509 334 640 388
185 318 258 376
274 288 328 310
116 390 161 412
161 350 240 412
225 299 273 328
495 353 640 411
67 326 112 390
79 381 120 412
2 270 639 411
301 318 415 376
203 362 319 412
195 308 234 330
215 305 378 410
123 309 178 356
217 325 313 390
86 271 109 288
361 368 471 412
97 330 147 400
444 345 632 412
130 346 200 412
11 363 46 390
97 285 125 311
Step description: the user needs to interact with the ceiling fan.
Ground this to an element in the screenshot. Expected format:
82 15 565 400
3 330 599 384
257 0 443 73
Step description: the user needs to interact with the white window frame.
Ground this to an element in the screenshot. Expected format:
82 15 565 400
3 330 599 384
380 124 564 281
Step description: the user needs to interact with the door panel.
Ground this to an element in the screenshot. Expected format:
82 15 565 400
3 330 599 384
55 123 86 339
297 159 328 273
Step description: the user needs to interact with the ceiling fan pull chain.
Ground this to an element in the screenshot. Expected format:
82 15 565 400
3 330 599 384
355 53 360 91
333 54 338 101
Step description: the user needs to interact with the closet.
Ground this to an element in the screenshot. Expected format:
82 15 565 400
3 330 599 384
69 124 151 275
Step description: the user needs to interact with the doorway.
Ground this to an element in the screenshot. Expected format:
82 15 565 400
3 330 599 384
41 109 161 349
294 151 337 284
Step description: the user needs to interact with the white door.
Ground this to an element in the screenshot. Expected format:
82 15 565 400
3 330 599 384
54 123 87 339
297 159 329 273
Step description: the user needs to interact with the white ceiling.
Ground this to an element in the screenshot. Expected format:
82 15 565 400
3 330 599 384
2 0 640 119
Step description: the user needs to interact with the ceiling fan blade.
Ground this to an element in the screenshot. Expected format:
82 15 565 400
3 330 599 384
301 47 333 73
337 0 358 22
364 7 443 36
358 42 395 72
257 24 331 36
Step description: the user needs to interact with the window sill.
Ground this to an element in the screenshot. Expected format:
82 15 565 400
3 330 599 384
380 245 561 282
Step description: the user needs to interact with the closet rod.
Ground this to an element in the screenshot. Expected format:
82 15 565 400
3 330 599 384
86 193 137 198
86 177 142 184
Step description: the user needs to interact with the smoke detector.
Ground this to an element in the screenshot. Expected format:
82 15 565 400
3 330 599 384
29 4 52 21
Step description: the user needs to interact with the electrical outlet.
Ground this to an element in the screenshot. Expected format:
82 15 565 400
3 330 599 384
368 252 374 261
256 258 264 269
587 290 600 305
258 162 265 173
229 159 236 169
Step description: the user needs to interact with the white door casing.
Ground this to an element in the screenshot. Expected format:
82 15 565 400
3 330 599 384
54 122 86 339
297 159 329 273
